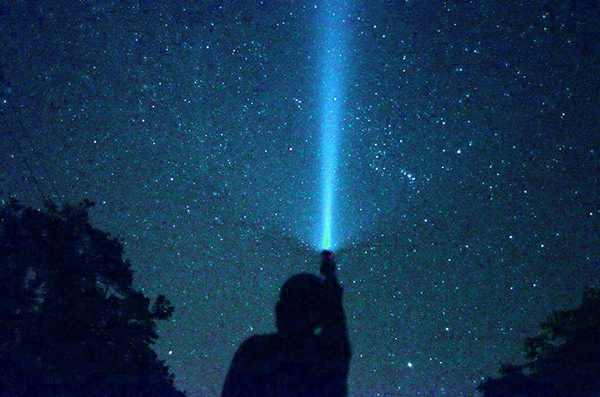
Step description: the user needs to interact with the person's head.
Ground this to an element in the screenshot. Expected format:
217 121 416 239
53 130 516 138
275 273 327 338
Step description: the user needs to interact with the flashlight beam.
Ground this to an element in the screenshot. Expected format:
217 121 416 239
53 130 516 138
321 1 344 250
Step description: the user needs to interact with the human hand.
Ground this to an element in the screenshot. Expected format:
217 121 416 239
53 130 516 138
320 250 336 278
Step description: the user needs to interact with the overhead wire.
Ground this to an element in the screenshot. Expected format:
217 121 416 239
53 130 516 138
7 100 63 201
1 66 63 204
1 108 48 203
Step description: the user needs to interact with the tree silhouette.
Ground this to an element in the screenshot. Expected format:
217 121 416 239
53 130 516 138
0 199 185 396
478 288 600 396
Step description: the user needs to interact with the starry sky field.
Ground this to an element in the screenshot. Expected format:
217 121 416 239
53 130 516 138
1 1 599 395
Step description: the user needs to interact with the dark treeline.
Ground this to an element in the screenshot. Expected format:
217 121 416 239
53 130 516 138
0 199 185 396
1 199 599 395
479 287 600 396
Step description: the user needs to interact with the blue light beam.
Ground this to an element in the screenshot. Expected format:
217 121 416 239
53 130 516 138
321 2 345 250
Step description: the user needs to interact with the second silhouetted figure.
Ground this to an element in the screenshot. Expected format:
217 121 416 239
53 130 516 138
222 250 351 396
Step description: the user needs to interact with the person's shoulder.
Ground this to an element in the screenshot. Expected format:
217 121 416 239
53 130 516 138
234 333 279 368
239 333 278 352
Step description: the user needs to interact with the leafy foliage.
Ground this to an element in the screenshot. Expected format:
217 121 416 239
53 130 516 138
0 199 185 396
478 288 600 396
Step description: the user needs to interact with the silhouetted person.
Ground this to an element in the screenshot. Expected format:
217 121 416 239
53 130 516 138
222 250 351 396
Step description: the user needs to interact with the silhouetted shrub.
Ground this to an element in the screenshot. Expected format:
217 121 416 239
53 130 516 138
479 287 600 396
0 199 185 396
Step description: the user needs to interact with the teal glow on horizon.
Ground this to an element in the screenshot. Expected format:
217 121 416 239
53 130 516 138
320 1 345 250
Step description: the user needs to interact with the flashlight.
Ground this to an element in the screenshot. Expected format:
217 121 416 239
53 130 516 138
320 250 336 278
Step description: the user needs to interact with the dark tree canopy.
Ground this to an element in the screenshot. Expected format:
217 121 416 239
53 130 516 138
0 199 185 396
478 287 600 396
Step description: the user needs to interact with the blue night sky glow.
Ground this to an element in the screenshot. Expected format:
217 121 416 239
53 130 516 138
1 1 598 395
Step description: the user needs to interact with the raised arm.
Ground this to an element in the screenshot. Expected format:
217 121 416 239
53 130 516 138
319 250 352 376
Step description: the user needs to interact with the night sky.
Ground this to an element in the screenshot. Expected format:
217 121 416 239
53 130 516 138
1 1 599 395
